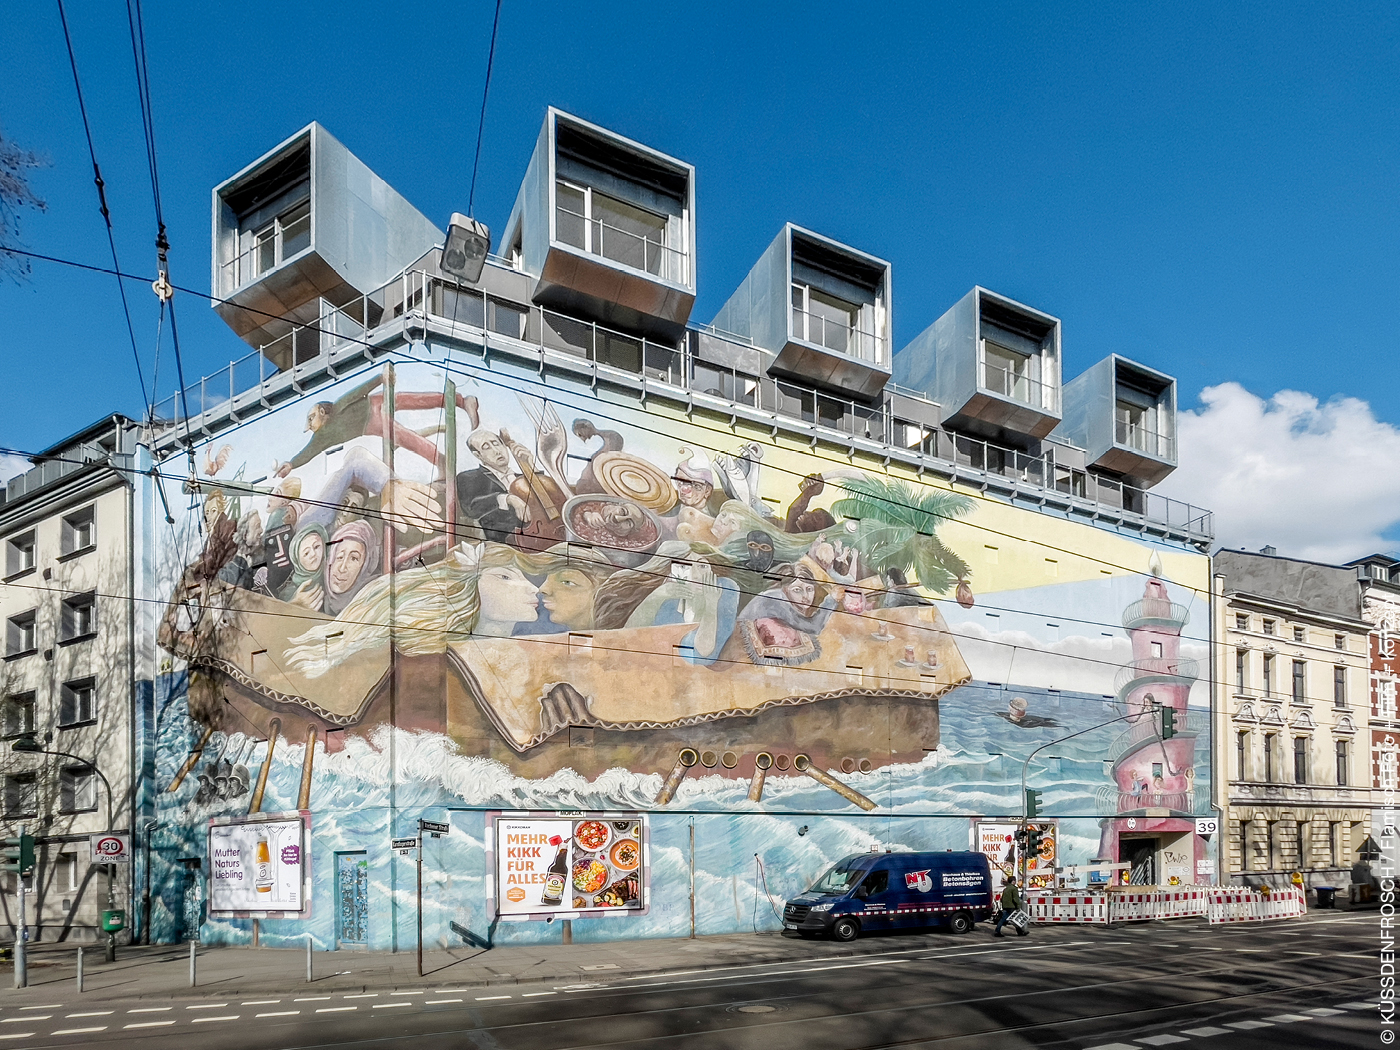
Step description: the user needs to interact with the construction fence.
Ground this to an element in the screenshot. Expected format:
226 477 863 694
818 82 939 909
1025 886 1305 926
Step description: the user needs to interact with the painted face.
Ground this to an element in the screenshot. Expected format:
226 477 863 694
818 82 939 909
711 510 742 544
675 479 713 508
784 577 816 610
478 566 539 624
469 433 511 472
746 531 774 573
306 405 329 432
296 532 325 573
540 569 596 629
582 502 645 538
327 538 367 595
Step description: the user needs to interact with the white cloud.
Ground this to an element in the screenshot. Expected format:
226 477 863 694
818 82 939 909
0 453 29 484
1158 382 1400 563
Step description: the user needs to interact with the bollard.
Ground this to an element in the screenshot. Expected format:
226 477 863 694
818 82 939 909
306 934 312 983
189 940 196 988
76 946 83 993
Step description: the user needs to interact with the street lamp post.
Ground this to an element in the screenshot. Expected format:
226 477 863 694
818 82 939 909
11 734 119 961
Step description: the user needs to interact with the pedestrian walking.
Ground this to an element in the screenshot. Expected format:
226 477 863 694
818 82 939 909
993 876 1027 937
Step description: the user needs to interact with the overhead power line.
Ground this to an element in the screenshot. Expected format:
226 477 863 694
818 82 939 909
54 0 151 417
467 0 504 218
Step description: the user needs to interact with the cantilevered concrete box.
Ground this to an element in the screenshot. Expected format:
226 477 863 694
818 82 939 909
1057 355 1177 485
710 224 892 400
212 123 443 361
893 287 1061 446
502 108 695 340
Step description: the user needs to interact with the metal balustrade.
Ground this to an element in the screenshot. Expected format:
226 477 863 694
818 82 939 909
555 205 688 284
147 269 1213 543
790 307 885 364
983 359 1055 411
1095 784 1196 816
218 207 312 293
1115 419 1175 460
1114 656 1202 697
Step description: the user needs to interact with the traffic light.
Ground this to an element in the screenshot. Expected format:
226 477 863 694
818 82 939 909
1025 825 1044 857
1161 706 1178 740
2 833 34 878
1013 826 1029 849
1026 788 1043 820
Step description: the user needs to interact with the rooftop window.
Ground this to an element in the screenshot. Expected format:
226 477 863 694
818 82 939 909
556 180 675 279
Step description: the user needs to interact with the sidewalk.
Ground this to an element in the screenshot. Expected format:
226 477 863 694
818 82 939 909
0 927 981 1005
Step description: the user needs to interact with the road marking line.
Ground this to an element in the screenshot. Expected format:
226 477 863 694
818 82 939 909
1085 1043 1139 1050
243 999 282 1005
1265 1014 1313 1023
1341 1002 1378 1009
1285 950 1321 956
372 1002 411 1009
1 1017 46 1023
522 991 556 997
1135 1036 1187 1046
317 1007 356 1013
1307 1008 1345 1016
389 991 423 996
192 1016 240 1023
295 996 332 1001
1227 1020 1274 1029
343 993 378 999
125 1021 177 1028
434 988 468 993
256 1010 300 1017
0 1035 35 1041
1180 1026 1232 1036
129 1007 173 1013
426 998 463 1005
186 1004 229 1009
66 1012 113 1017
51 1029 105 1036
19 1006 61 1011
476 995 511 1001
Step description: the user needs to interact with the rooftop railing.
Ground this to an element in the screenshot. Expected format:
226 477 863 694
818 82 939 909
1115 419 1175 461
790 308 885 365
149 268 1213 544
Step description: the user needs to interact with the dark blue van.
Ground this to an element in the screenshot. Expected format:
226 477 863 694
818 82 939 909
783 850 994 941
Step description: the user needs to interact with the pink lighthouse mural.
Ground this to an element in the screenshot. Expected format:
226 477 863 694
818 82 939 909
1097 574 1207 886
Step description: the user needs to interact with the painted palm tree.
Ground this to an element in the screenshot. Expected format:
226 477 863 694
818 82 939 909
831 476 973 597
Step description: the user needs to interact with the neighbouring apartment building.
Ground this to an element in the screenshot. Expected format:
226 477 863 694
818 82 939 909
1211 548 1372 892
0 416 157 942
58 111 1215 950
1348 553 1400 893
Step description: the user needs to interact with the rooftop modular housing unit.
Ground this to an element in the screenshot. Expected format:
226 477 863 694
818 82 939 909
1056 355 1177 485
709 224 892 400
211 123 443 364
893 287 1062 445
502 108 696 340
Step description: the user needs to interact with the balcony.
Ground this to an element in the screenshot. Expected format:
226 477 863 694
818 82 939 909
1122 597 1191 631
1114 656 1201 697
895 287 1062 447
503 108 696 340
1057 355 1177 485
220 201 311 293
1095 785 1196 817
1115 419 1175 461
148 267 1215 547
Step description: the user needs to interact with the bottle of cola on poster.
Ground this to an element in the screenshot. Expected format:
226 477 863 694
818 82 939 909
541 844 568 906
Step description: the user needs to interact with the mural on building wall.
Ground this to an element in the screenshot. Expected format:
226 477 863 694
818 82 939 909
147 351 1212 947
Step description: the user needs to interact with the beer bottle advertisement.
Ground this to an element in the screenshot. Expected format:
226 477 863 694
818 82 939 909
493 813 648 918
208 816 307 915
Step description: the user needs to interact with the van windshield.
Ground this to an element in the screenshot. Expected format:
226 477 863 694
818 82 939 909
807 864 869 895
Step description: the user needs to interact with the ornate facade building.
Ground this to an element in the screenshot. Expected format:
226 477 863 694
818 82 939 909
1212 548 1372 891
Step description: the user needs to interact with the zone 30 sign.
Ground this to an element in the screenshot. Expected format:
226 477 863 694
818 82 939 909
89 833 130 864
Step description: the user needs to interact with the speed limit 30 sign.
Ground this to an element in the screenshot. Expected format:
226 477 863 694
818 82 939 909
89 833 131 864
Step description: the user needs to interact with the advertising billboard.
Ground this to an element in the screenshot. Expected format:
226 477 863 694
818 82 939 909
208 812 310 916
976 821 1058 893
490 812 647 919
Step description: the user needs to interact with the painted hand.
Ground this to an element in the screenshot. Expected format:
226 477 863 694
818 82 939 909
380 479 442 534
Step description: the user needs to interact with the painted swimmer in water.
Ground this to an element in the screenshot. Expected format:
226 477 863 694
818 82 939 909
995 695 1063 730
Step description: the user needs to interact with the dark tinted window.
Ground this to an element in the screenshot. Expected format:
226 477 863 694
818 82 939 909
861 870 889 895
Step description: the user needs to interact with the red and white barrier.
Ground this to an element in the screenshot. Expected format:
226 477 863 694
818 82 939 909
1026 894 1110 924
1207 886 1306 924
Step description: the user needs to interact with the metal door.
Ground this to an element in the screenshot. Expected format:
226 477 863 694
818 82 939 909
335 852 369 948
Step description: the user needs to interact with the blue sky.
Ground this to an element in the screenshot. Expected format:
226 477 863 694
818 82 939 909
2 2 1398 555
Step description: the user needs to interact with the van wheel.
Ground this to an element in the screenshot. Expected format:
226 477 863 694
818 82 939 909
831 917 860 942
948 910 973 935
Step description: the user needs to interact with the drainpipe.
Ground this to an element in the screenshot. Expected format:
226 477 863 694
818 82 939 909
1210 570 1227 886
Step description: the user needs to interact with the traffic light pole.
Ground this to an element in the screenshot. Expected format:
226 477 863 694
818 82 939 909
13 824 24 990
1017 710 1148 887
